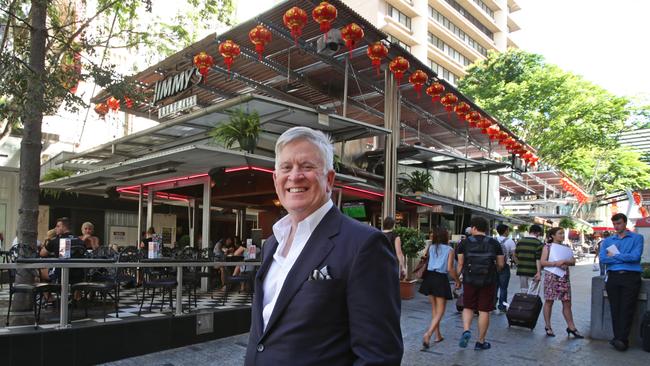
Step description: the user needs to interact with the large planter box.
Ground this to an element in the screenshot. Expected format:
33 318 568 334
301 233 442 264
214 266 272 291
400 279 417 300
590 276 650 346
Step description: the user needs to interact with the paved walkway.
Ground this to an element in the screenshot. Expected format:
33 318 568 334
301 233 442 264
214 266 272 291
103 258 649 365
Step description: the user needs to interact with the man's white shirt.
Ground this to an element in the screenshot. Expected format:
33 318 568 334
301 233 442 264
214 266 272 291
497 235 516 258
262 199 333 330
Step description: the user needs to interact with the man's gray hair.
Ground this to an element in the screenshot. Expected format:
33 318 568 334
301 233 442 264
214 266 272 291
275 126 334 173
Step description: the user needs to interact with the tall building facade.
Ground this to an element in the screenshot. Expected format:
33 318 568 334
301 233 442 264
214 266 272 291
344 0 521 85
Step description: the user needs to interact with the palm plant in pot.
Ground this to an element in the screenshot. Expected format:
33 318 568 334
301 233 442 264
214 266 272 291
394 226 426 299
399 170 432 195
210 108 261 154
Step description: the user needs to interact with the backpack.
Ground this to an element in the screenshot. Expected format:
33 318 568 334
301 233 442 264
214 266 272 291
462 236 497 287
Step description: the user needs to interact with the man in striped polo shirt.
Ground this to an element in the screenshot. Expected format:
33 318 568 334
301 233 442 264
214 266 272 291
514 224 543 293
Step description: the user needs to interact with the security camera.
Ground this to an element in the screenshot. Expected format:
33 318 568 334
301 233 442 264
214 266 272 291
316 28 344 56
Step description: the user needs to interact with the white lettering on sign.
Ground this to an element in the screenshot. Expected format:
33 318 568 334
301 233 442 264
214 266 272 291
153 68 201 105
158 95 198 119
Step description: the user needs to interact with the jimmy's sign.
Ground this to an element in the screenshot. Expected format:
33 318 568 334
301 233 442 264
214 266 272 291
153 67 201 105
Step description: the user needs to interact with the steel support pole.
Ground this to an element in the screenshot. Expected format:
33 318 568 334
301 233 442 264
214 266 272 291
146 187 153 230
383 71 398 219
58 268 70 328
201 179 211 291
137 184 143 246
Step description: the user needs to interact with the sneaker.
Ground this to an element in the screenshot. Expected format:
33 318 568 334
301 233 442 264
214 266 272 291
459 330 471 348
474 341 491 350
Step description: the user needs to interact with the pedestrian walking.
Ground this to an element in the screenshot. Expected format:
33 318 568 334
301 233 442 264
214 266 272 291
599 213 644 351
383 216 407 279
514 224 543 293
593 231 610 276
495 224 516 313
456 216 504 350
540 227 583 339
418 229 460 349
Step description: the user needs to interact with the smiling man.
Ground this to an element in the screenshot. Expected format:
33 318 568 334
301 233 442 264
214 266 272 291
245 127 403 366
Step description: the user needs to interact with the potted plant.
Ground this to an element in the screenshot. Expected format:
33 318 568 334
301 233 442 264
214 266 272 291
210 108 260 154
394 226 426 300
399 170 432 195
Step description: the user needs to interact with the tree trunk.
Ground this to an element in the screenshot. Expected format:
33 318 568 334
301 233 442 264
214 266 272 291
14 0 47 311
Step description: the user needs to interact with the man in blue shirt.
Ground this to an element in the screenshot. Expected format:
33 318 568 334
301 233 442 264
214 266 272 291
599 213 644 351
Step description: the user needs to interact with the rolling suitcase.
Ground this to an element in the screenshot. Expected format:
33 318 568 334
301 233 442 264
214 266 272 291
641 311 650 352
506 281 542 330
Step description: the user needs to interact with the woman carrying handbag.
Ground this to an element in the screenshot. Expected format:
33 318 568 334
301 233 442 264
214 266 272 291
418 229 461 349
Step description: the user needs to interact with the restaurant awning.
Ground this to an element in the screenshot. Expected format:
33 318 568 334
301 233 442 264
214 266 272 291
362 144 509 173
57 94 390 168
41 144 275 192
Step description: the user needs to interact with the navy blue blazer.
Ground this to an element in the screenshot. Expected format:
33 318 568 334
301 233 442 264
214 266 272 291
245 206 403 366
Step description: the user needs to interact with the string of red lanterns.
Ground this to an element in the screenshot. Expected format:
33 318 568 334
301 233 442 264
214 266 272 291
560 178 589 204
180 1 547 171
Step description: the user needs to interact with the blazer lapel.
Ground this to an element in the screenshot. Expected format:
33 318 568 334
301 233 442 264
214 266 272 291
260 207 342 340
253 236 279 340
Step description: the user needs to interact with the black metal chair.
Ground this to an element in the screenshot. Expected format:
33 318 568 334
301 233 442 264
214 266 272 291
138 251 177 315
70 246 119 321
175 247 202 311
5 244 61 328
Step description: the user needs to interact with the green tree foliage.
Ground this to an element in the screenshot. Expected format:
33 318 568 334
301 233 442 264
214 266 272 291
458 49 650 193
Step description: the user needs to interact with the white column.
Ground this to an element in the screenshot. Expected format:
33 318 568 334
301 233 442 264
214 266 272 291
493 0 508 51
410 0 430 64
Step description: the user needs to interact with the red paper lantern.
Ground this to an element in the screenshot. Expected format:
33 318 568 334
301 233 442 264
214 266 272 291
632 191 642 206
218 40 241 75
283 6 308 45
123 96 134 109
366 41 388 76
312 1 337 34
94 103 109 118
408 70 428 98
496 131 509 144
640 206 649 218
193 51 215 81
454 102 471 120
425 82 445 103
440 93 458 112
466 111 482 127
106 96 120 112
341 23 364 51
486 124 500 140
389 56 409 85
249 25 272 60
478 118 492 134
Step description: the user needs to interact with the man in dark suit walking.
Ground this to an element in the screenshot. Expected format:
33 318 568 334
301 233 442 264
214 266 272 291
245 127 403 366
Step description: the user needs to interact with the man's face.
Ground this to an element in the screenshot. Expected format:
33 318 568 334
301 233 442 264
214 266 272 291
612 218 627 234
55 221 66 235
273 139 335 221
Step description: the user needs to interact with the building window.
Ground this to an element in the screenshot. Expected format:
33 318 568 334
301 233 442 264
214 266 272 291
428 33 472 66
428 6 488 56
473 0 494 19
443 0 494 39
387 35 411 52
387 5 412 30
428 59 460 85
